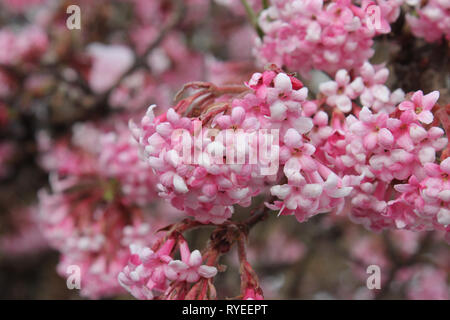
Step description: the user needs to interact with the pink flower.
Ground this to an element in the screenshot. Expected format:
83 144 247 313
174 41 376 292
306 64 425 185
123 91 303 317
348 107 393 150
398 90 440 124
118 241 175 299
118 237 217 300
357 62 404 113
0 26 48 65
166 241 217 282
405 266 450 300
320 69 363 113
36 118 159 299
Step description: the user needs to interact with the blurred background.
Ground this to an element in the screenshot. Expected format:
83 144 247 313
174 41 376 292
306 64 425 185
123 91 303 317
0 0 448 299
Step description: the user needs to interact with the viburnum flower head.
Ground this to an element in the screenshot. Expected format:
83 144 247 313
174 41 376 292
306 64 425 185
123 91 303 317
132 69 352 224
118 237 217 300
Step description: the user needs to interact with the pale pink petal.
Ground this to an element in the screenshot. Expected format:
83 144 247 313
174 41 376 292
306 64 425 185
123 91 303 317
417 110 433 124
421 90 439 110
189 250 203 267
198 265 218 278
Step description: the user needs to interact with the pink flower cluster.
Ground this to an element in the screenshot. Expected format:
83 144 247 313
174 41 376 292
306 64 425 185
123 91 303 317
118 235 217 300
319 62 405 114
319 89 449 239
133 68 449 234
37 120 159 298
132 70 353 224
1 0 448 301
406 0 450 42
256 0 393 76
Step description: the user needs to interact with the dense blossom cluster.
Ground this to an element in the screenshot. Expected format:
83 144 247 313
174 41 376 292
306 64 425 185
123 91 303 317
0 0 448 301
316 88 449 239
132 70 352 224
319 62 405 114
255 0 449 76
118 235 217 300
256 0 393 76
133 68 448 242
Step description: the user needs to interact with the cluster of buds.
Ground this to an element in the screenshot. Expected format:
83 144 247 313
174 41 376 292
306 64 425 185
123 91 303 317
132 68 352 225
256 0 395 76
118 230 218 300
37 120 159 298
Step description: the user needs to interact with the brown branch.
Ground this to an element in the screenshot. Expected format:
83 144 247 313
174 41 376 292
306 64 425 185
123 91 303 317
242 196 277 229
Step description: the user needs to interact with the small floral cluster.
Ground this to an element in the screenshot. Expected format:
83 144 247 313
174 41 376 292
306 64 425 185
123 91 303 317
255 0 450 77
317 88 449 239
319 62 405 114
132 69 353 225
133 67 449 242
119 233 218 300
37 120 159 298
256 0 393 76
406 0 450 42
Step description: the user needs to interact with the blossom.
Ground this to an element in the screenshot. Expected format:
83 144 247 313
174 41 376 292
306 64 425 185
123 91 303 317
118 241 174 299
323 92 448 234
166 242 217 282
132 71 309 224
398 90 440 125
36 119 159 298
357 62 405 114
118 237 217 300
406 0 450 42
320 69 364 113
0 26 48 66
255 0 391 76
